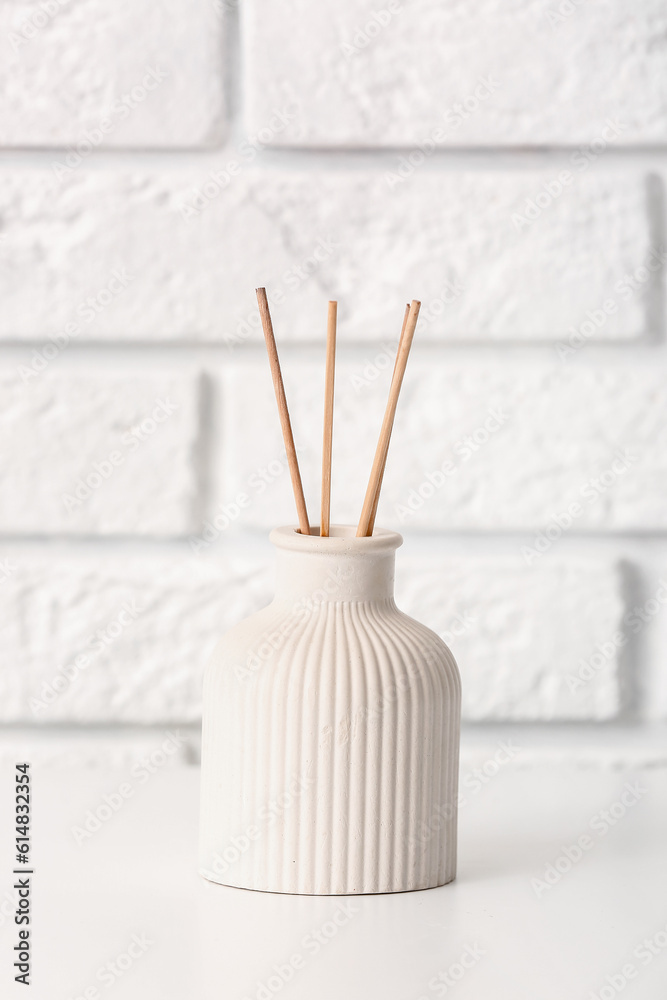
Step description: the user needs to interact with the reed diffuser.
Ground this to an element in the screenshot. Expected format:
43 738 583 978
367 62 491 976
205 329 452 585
199 292 461 894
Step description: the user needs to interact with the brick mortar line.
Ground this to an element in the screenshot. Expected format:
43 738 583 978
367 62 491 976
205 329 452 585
2 531 667 546
0 148 665 170
1 344 666 363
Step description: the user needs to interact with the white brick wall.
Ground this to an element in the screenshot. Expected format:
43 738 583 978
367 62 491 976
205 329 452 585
1 0 666 762
243 0 667 146
0 0 225 146
0 552 271 722
221 361 667 530
0 373 200 534
0 171 652 341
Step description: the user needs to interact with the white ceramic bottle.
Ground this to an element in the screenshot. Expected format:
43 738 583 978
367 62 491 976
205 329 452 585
199 525 461 894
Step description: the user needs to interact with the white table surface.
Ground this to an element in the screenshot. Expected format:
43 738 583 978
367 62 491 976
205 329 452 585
1 761 666 1000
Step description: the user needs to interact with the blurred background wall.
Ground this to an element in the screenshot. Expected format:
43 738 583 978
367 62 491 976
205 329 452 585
1 0 666 766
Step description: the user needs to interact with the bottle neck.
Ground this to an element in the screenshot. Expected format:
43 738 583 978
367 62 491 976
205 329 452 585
269 525 402 606
274 547 396 605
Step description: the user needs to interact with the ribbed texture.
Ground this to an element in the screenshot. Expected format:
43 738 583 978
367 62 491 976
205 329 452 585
200 596 461 895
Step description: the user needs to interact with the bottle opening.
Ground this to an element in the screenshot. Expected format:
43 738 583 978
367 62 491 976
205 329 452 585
272 524 403 554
